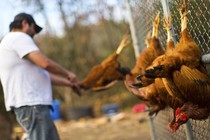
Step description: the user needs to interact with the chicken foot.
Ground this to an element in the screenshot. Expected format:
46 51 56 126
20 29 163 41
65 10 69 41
152 11 160 38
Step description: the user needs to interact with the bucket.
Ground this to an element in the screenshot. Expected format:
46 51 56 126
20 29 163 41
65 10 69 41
50 100 61 120
132 104 147 113
103 104 119 117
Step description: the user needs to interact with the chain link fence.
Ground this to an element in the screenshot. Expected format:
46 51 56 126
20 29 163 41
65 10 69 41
125 0 210 139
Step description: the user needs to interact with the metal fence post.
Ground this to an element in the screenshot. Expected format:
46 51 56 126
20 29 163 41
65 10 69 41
184 120 194 140
147 113 156 140
202 54 210 64
161 0 170 17
125 1 157 139
124 0 140 58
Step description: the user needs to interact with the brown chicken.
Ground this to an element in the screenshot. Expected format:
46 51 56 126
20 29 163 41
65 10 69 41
144 6 201 79
170 65 210 131
153 16 185 116
131 12 165 76
124 12 170 116
80 32 131 91
133 15 176 88
124 12 165 91
143 1 210 132
130 16 186 116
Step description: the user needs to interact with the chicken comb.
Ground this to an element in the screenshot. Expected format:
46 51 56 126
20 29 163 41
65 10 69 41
177 111 189 122
175 107 181 115
179 115 187 121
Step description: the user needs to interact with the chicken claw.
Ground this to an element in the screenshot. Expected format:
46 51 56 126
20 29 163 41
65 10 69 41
154 65 164 71
130 82 143 88
136 75 143 81
144 69 157 78
144 65 164 78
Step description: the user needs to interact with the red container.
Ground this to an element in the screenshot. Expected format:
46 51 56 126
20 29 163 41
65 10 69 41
132 104 147 113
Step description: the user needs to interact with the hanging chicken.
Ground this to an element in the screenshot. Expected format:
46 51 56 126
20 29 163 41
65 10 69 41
170 65 210 132
144 6 201 79
124 12 173 116
132 15 176 88
129 15 184 116
131 12 164 76
79 31 131 91
124 12 165 91
141 1 210 132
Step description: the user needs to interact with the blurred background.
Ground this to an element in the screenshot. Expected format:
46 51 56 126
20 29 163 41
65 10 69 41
0 0 142 139
1 0 209 140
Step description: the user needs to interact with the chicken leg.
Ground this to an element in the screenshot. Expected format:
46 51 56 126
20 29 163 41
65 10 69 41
152 12 160 38
178 0 190 31
116 31 131 54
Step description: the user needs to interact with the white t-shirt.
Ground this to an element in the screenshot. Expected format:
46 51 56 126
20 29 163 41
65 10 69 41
0 32 52 111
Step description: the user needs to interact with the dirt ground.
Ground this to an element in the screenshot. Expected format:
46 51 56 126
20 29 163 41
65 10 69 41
55 111 151 140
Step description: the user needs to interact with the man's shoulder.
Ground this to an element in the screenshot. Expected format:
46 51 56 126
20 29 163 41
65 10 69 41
3 32 30 41
7 32 30 39
1 32 33 46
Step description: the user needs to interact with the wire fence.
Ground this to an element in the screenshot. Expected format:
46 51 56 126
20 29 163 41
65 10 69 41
125 0 210 140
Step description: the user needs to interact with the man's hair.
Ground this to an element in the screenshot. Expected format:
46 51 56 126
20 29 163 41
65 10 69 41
9 13 42 33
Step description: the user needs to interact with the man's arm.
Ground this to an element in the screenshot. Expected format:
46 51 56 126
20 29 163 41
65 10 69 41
50 73 81 96
49 73 72 86
24 50 76 81
25 50 81 95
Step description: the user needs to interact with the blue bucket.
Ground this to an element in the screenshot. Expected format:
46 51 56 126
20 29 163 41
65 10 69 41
50 100 61 120
103 104 119 117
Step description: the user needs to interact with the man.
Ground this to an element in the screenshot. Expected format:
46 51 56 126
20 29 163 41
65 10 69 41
0 13 80 140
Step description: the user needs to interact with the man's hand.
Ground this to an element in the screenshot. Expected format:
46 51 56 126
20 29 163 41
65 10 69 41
67 71 77 82
69 80 82 96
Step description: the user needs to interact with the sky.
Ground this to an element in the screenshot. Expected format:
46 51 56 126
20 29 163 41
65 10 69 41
0 0 61 37
0 0 16 37
0 0 129 38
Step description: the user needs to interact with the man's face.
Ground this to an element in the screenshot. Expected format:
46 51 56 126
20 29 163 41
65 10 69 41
26 23 36 38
